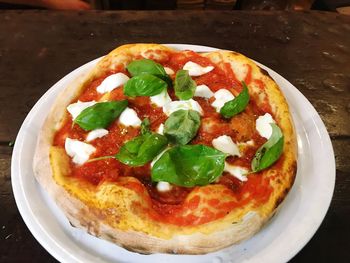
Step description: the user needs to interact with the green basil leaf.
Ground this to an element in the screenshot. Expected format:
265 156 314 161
124 74 167 97
74 100 128 131
174 70 196 100
115 133 168 166
251 123 284 172
220 81 250 119
127 59 166 77
164 109 201 145
141 118 151 135
126 59 172 85
151 144 227 187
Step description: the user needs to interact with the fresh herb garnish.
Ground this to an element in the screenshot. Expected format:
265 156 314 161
151 144 227 187
127 59 171 84
174 70 196 100
74 100 128 131
251 123 284 172
115 133 168 167
164 109 201 145
123 74 167 97
140 118 151 135
220 81 250 119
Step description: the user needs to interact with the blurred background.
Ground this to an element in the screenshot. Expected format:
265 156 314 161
0 0 349 14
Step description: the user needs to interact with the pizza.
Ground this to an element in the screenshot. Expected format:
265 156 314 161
33 43 297 254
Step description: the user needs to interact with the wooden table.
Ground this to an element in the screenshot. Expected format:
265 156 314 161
0 10 349 262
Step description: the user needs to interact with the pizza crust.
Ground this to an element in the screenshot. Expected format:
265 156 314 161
33 44 297 254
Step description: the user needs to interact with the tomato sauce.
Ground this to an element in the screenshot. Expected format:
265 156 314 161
53 50 275 226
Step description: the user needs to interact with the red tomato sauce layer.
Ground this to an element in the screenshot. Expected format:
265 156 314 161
53 50 275 226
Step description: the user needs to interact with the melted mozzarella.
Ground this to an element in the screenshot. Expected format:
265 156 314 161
194 84 214 98
183 61 214 76
211 89 235 112
163 99 203 116
238 140 255 147
224 163 248 182
67 100 96 120
150 89 172 107
156 181 173 192
212 135 241 157
86 128 109 142
237 140 255 152
256 113 275 139
164 67 175 75
96 73 129 94
119 107 142 127
246 140 255 146
157 123 164 135
65 138 96 165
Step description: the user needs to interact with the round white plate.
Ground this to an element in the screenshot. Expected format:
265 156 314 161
11 44 335 263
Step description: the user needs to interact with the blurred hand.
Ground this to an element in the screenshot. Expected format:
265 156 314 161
39 0 91 10
1 0 91 10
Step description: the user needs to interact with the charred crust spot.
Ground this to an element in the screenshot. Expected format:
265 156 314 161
166 248 179 254
69 221 77 228
121 245 152 255
258 66 275 81
266 211 277 222
102 233 156 255
229 51 239 56
288 161 298 187
274 189 288 209
273 161 297 210
258 66 270 77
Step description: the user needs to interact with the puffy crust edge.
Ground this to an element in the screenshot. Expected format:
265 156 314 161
202 50 297 213
33 44 297 254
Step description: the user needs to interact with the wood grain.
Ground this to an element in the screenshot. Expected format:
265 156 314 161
0 10 349 262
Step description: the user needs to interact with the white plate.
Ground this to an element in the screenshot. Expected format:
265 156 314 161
11 44 335 263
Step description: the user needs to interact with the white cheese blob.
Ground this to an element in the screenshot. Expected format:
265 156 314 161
96 73 129 94
65 138 96 165
256 113 276 139
183 61 214 76
157 123 164 135
119 107 142 127
156 181 173 192
211 89 235 112
246 140 255 146
67 100 96 120
164 67 175 75
194 84 214 99
224 163 248 182
86 128 109 142
212 135 241 157
150 89 172 107
238 140 255 152
163 99 203 116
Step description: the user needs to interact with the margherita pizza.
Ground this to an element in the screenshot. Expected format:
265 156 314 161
33 44 297 254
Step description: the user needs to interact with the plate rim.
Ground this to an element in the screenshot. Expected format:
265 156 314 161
11 43 335 263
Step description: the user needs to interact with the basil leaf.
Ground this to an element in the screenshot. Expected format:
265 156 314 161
127 58 165 77
124 74 167 97
74 100 128 131
174 70 196 100
164 109 201 145
141 118 151 135
251 123 284 172
127 59 172 86
115 133 168 166
151 144 227 187
220 81 250 119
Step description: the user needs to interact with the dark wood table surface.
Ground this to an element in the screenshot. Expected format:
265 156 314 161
0 10 349 262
